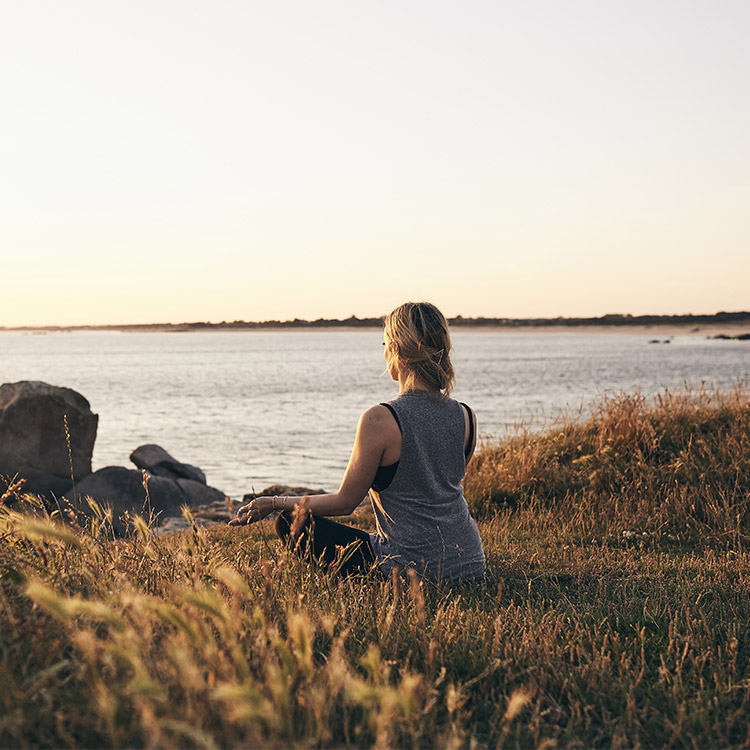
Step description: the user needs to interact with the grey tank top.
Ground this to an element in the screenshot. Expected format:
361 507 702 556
369 390 486 583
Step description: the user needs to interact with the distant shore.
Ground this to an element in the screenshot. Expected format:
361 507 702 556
3 312 750 336
4 325 750 338
470 321 750 336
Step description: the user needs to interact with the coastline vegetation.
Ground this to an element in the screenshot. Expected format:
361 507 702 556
1 384 749 747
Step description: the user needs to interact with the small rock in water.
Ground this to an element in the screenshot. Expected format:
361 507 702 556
130 444 207 484
708 333 750 341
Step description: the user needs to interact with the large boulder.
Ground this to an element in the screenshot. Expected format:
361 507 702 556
0 381 97 497
130 444 206 484
64 466 196 535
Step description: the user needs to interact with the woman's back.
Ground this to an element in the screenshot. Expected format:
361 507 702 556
232 301 486 584
369 390 486 582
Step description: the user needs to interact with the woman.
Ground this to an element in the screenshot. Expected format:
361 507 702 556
230 301 486 583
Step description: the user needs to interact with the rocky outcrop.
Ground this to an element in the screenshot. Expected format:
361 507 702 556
709 333 750 341
63 466 221 536
0 381 97 496
62 440 231 535
0 380 327 537
130 444 206 484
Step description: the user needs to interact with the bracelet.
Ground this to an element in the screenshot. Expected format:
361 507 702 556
272 495 278 510
283 495 289 509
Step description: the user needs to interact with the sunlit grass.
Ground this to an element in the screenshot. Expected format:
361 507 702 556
1 384 749 747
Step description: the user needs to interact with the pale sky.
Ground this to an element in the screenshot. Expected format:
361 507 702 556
2 0 748 326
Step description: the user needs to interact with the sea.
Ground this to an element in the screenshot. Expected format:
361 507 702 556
1 329 748 500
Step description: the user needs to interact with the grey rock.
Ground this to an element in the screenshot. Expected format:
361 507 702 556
64 466 193 535
0 381 97 497
130 444 206 484
176 478 226 506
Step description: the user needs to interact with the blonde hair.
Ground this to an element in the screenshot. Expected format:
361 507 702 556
383 301 455 399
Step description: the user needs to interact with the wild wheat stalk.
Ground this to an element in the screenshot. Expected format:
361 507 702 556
64 414 76 498
0 474 26 505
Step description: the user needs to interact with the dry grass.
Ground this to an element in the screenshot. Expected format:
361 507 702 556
1 384 749 748
466 383 750 548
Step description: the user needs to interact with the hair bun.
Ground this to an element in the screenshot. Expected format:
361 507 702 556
384 302 455 398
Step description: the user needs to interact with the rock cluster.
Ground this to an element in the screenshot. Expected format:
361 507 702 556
0 381 331 536
0 381 228 535
709 333 750 341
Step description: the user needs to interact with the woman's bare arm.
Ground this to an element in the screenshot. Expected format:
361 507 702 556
230 404 398 525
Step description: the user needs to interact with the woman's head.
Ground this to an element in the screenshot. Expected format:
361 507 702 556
383 301 455 398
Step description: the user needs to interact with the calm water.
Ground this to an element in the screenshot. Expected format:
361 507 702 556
1 329 748 499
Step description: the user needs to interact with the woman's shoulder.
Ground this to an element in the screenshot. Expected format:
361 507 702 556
361 403 393 420
360 403 401 431
357 405 402 457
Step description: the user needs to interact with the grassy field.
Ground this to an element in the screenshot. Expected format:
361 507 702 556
1 384 749 748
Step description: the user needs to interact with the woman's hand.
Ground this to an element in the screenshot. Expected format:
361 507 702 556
228 496 273 526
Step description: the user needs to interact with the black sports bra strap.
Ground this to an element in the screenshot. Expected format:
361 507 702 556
380 402 402 433
460 402 475 460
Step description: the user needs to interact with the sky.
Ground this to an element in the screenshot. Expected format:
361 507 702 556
2 0 749 327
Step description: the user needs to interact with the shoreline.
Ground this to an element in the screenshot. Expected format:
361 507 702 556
2 311 750 336
4 322 750 337
455 322 750 336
